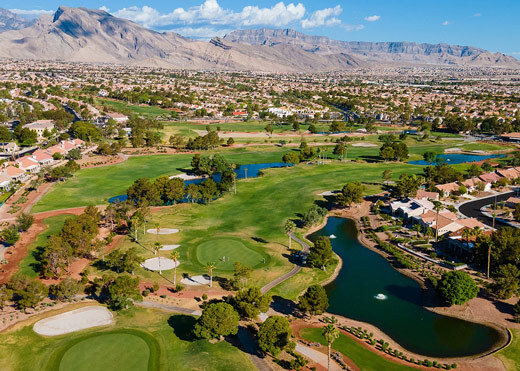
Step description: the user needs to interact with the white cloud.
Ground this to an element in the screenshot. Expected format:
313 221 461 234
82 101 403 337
114 0 307 29
342 24 365 32
99 6 110 13
442 20 450 26
9 8 53 17
364 15 380 22
167 26 231 39
474 13 482 17
301 5 342 29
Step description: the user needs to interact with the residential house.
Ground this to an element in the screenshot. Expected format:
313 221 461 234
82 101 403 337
415 189 439 201
461 177 490 192
497 168 520 181
31 150 53 166
24 120 54 140
4 165 27 182
0 142 19 154
479 172 502 185
107 112 129 124
0 172 11 190
15 157 40 173
436 182 460 197
390 198 434 220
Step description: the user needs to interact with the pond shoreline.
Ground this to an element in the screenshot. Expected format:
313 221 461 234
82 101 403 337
309 201 509 364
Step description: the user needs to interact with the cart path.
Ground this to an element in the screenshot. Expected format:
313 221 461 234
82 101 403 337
260 233 310 294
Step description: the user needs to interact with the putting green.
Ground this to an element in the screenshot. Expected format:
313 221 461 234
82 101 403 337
56 332 152 371
196 238 266 270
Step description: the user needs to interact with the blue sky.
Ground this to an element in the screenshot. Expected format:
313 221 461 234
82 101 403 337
6 0 520 55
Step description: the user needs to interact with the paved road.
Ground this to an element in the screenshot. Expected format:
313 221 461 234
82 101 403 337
295 343 342 371
260 233 310 294
237 327 273 371
458 191 517 228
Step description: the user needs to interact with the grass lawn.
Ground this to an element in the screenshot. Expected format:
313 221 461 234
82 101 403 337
105 160 423 297
96 98 172 117
33 147 287 212
18 214 74 278
0 307 254 371
196 238 268 270
300 327 417 371
496 329 520 371
56 331 152 371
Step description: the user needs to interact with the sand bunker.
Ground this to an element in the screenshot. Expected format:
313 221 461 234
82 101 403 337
146 228 179 235
351 142 377 147
160 244 180 251
141 257 179 271
180 275 211 286
33 306 113 336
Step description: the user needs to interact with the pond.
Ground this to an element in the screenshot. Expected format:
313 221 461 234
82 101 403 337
309 217 502 358
108 162 291 203
408 153 504 166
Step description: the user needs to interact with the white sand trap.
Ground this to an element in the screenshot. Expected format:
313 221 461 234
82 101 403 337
318 191 336 196
160 244 180 251
141 257 179 271
33 306 113 336
170 173 203 181
147 228 179 235
352 142 377 147
181 275 210 286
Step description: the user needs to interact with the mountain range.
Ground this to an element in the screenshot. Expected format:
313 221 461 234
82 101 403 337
0 6 517 72
0 8 34 33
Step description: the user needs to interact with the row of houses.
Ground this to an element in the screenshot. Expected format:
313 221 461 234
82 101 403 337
390 190 488 255
0 139 85 190
435 166 520 197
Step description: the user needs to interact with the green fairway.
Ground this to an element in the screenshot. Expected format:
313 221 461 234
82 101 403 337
300 327 416 371
57 332 151 371
0 307 254 371
112 160 423 296
18 214 74 277
96 98 171 117
196 238 267 270
32 148 286 212
496 329 520 371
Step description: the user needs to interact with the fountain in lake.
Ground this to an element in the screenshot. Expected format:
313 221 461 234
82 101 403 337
374 293 387 300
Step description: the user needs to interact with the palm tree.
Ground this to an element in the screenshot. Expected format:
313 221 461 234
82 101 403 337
154 242 163 274
412 223 422 238
206 262 216 287
153 242 162 255
487 240 494 279
170 250 180 286
425 227 434 243
322 324 340 371
432 201 444 242
492 212 497 230
473 226 482 239
462 228 472 252
284 220 296 249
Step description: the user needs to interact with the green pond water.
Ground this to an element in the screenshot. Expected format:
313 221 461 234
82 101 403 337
309 217 502 358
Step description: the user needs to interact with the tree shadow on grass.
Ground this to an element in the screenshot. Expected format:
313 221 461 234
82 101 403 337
29 245 45 274
167 314 197 341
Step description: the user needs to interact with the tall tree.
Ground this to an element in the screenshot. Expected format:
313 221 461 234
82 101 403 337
322 324 340 371
284 220 296 249
170 250 180 286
